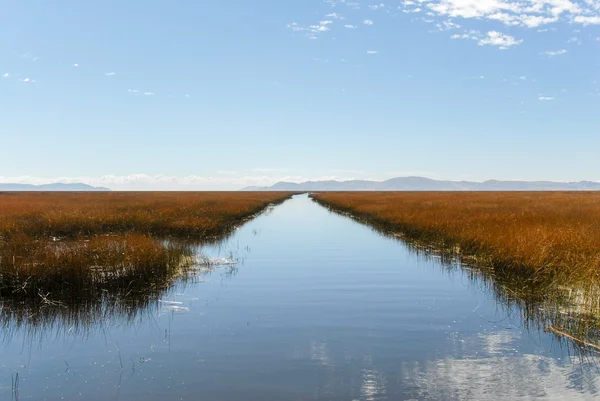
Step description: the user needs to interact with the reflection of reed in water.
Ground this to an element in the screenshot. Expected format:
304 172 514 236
420 246 600 358
0 241 239 344
322 205 600 359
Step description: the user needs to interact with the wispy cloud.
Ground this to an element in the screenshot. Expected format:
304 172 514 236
19 78 35 84
326 13 345 20
452 30 522 49
252 168 289 173
368 3 385 10
73 63 79 67
363 19 374 25
331 169 367 174
2 73 9 78
104 72 116 76
287 19 335 39
366 50 378 54
21 53 39 61
344 24 358 29
538 95 555 101
543 49 567 56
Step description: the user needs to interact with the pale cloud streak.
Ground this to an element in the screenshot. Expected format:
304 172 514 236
543 49 568 56
0 174 365 191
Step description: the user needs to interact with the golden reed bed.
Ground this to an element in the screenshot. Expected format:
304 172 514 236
0 192 292 300
312 192 600 282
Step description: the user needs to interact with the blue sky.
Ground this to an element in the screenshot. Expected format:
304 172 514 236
1 0 599 189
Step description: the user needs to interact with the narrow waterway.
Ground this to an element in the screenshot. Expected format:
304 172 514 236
1 194 599 400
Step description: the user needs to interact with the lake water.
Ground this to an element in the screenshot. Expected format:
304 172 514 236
1 194 599 400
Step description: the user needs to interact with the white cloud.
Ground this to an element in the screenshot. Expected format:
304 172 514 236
452 30 522 49
326 12 345 19
369 3 386 10
366 50 379 54
20 78 35 83
543 49 567 56
143 92 154 96
73 63 79 67
450 30 480 40
538 95 555 100
345 24 358 28
396 0 600 34
104 72 116 76
2 73 9 78
477 31 523 49
574 15 600 25
436 20 461 30
402 331 600 400
364 19 374 25
287 19 336 38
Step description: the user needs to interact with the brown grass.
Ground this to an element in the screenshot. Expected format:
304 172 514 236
0 192 293 301
311 192 600 282
0 191 293 239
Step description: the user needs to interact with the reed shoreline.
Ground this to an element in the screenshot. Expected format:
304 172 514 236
311 191 600 284
0 192 294 302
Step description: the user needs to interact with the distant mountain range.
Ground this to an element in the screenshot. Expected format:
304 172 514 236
0 183 111 191
241 177 600 191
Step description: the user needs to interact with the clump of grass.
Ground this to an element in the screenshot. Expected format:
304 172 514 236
312 192 600 283
0 233 193 302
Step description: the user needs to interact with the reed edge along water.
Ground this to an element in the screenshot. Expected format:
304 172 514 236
0 192 294 302
311 191 600 283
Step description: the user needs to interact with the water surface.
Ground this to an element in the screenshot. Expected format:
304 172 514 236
1 195 599 400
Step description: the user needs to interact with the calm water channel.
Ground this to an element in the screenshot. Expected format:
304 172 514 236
1 194 599 400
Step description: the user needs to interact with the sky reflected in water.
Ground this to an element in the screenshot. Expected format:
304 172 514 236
1 195 599 400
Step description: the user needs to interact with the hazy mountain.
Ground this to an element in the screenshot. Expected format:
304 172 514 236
240 177 600 191
0 183 111 191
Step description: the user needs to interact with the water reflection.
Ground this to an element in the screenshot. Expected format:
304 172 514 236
403 331 600 400
1 194 600 400
0 260 238 346
318 200 600 360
